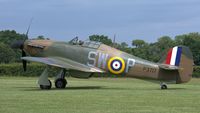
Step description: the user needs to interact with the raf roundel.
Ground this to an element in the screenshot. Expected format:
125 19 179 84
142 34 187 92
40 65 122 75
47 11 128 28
107 57 125 74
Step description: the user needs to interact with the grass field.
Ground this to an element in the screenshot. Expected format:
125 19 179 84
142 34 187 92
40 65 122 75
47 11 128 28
0 77 200 113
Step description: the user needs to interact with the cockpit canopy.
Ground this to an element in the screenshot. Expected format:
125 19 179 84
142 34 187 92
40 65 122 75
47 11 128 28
69 37 101 49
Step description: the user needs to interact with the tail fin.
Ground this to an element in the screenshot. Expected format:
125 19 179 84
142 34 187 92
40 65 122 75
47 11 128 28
165 46 182 66
159 46 194 83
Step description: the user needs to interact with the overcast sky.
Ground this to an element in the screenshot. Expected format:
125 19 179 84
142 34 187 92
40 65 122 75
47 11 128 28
0 0 200 44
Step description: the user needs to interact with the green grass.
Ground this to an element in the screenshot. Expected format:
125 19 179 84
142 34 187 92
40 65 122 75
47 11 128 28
0 77 200 113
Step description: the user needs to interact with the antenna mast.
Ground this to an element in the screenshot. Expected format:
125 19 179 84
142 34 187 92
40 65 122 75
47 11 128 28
113 34 116 48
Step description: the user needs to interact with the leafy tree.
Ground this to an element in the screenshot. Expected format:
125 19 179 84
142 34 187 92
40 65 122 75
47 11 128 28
147 43 162 62
115 42 132 54
36 35 45 40
0 30 26 45
89 35 113 46
0 30 26 62
175 35 185 45
131 37 175 62
146 36 175 62
132 43 150 60
131 39 150 60
0 43 15 63
175 33 200 65
32 35 50 40
120 42 128 49
157 36 175 51
132 39 146 48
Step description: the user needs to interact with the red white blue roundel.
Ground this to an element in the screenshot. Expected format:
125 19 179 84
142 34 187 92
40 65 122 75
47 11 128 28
107 57 125 74
111 59 122 71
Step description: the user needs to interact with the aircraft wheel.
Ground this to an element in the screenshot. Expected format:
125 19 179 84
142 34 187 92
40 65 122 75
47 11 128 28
40 80 52 90
55 78 67 89
161 84 167 89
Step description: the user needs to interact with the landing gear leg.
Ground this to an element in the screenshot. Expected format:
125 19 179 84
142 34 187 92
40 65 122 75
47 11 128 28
160 82 168 90
38 66 52 90
55 69 67 89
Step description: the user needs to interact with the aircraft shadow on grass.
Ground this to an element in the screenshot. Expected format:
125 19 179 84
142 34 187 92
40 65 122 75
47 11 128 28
15 86 104 91
13 86 186 91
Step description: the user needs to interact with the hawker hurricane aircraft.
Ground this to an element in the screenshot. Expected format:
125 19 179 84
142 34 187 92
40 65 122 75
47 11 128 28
11 37 193 90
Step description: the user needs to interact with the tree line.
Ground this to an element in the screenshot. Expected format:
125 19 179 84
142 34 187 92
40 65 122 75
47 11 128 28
0 30 200 65
89 33 200 65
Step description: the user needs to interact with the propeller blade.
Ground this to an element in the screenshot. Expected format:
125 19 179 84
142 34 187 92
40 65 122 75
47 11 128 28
25 18 33 40
23 60 27 72
22 50 27 71
22 50 26 57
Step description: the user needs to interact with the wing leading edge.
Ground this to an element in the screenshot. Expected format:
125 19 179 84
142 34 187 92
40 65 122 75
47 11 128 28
22 57 104 73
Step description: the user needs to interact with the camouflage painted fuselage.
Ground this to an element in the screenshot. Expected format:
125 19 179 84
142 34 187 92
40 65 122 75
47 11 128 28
23 40 193 84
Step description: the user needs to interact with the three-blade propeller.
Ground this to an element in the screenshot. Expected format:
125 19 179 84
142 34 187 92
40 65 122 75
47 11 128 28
11 18 33 71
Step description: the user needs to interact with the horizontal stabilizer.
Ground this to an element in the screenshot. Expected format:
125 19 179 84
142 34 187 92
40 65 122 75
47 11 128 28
158 64 179 70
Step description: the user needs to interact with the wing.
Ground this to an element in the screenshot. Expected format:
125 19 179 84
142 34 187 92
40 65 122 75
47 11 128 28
158 64 180 70
21 57 104 73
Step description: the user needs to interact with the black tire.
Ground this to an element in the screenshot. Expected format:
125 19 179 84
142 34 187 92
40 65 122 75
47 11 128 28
40 80 52 90
55 78 67 89
161 84 167 89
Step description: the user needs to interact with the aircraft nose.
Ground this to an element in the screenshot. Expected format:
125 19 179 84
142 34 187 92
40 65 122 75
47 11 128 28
11 40 24 49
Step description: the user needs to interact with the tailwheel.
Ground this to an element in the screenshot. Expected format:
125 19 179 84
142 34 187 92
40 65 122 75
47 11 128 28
160 83 168 90
55 78 67 89
40 79 52 90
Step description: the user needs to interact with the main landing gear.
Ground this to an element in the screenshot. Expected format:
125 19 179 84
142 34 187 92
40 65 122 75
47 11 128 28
40 79 52 89
38 67 68 90
55 69 67 89
55 78 67 89
160 82 168 89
